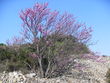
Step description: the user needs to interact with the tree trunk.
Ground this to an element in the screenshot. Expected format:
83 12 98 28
38 58 44 78
45 61 51 77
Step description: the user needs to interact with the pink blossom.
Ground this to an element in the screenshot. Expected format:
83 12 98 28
19 2 92 44
30 53 38 58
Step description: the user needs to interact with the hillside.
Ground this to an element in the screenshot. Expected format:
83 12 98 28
0 54 110 83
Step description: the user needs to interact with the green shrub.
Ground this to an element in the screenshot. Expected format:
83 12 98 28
0 43 6 46
46 34 89 55
0 45 11 61
0 35 89 77
0 43 35 73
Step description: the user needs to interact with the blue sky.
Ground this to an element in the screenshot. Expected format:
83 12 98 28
0 0 110 55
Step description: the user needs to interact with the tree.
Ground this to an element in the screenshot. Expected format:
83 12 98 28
19 2 92 77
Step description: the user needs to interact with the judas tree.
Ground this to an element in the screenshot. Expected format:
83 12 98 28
19 3 92 77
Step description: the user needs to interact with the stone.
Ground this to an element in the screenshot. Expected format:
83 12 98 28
26 73 36 78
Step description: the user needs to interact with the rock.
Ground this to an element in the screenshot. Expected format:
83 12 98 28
8 71 26 83
26 73 36 78
0 71 26 83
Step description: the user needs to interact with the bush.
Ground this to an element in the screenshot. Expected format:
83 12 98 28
106 69 110 83
0 45 11 61
27 34 90 77
0 43 36 73
0 33 90 77
0 43 6 46
0 34 89 77
46 34 89 55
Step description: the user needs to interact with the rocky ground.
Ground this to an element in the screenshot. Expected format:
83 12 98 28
0 54 110 83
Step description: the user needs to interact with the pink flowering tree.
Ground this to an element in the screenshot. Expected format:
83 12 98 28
19 3 92 77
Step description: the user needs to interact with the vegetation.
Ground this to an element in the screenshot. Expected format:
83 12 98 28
0 3 92 78
0 34 90 77
106 68 110 83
